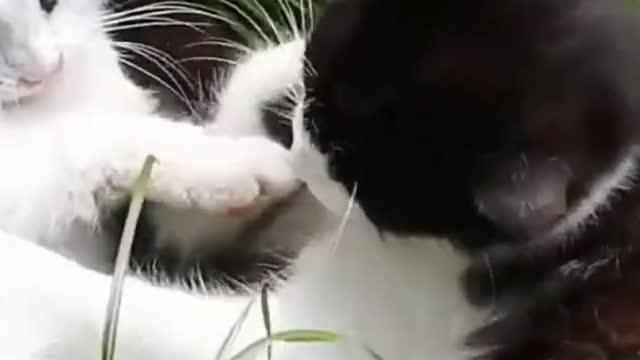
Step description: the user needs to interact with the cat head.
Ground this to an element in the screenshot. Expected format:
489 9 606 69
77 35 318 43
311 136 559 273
294 0 640 246
0 0 130 105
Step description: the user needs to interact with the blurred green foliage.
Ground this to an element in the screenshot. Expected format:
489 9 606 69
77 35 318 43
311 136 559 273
187 0 640 43
191 0 326 42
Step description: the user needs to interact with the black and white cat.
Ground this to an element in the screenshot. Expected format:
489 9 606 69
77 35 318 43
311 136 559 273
3 0 640 359
0 0 299 273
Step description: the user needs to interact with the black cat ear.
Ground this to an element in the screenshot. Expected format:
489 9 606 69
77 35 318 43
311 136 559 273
473 156 573 240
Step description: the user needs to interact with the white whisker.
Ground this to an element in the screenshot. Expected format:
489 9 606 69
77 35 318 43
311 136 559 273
178 56 238 66
277 0 299 40
125 42 193 86
118 57 196 116
331 183 359 253
297 0 307 36
103 2 244 32
184 38 251 55
104 21 208 34
103 9 205 25
204 0 272 44
137 1 263 37
114 41 193 98
303 56 317 77
308 0 318 36
249 0 284 44
102 2 212 21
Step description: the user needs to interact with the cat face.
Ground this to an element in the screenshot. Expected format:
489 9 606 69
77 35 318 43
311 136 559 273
297 0 640 246
0 0 109 102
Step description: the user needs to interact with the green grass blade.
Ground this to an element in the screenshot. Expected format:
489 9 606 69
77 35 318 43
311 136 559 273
260 286 272 360
229 328 385 360
271 329 343 342
365 347 385 360
229 329 343 360
215 296 258 360
101 155 156 360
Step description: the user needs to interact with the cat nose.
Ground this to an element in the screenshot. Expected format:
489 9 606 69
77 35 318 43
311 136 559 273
17 53 63 86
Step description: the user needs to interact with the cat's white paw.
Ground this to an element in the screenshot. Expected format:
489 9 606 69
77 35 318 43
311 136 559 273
147 136 300 218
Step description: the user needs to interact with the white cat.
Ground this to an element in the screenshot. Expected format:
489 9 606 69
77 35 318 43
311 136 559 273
0 22 488 358
0 0 299 272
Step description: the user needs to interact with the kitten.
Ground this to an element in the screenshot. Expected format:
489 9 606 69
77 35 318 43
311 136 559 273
1 0 640 359
0 0 298 273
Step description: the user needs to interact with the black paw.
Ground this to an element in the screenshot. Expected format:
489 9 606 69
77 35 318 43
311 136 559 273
465 268 584 359
463 253 615 359
462 243 552 307
461 227 607 307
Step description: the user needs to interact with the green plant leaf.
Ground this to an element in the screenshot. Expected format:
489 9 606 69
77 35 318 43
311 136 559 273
101 155 156 360
365 347 385 360
260 287 273 360
271 329 343 342
229 329 344 360
215 296 258 360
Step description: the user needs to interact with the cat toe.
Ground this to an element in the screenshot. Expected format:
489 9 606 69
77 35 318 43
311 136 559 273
224 161 301 219
196 137 300 218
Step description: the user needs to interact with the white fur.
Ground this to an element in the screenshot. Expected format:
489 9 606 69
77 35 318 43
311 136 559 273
0 206 486 359
0 107 295 264
209 39 307 137
147 38 309 258
0 37 488 360
1 5 637 356
0 0 299 270
553 154 637 237
148 38 310 257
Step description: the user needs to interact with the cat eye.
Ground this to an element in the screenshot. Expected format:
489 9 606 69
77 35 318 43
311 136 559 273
39 0 58 14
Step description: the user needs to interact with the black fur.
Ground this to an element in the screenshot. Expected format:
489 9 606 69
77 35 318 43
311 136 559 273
305 0 640 240
303 0 640 358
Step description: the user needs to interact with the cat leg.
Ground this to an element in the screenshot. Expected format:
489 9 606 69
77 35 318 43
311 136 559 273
464 154 637 306
208 39 306 138
79 113 300 218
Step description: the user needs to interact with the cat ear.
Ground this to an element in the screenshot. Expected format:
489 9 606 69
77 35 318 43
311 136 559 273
473 156 572 240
